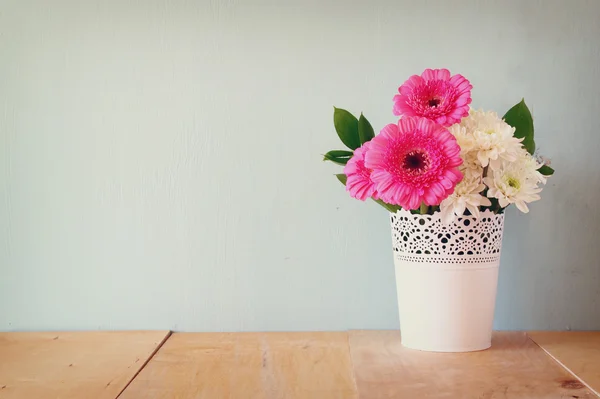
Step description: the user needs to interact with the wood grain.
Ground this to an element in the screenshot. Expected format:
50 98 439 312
0 331 169 399
118 332 358 399
528 331 600 396
348 330 596 398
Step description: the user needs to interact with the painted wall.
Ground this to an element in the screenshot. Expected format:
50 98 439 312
1 0 599 332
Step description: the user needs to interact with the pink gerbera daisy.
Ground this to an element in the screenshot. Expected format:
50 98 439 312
393 68 472 126
343 142 379 201
365 117 463 210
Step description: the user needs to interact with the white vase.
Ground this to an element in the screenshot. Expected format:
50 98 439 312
390 208 505 352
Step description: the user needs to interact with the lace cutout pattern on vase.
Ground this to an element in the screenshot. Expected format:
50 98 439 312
390 209 504 262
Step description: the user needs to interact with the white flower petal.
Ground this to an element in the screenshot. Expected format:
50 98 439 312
454 201 467 218
515 201 529 213
478 195 492 207
439 200 456 224
466 203 480 218
477 151 489 167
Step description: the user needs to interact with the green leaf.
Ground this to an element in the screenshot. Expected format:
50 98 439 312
539 164 555 176
335 173 347 185
323 150 353 165
333 107 360 150
372 198 402 213
503 99 535 155
482 197 506 214
358 113 375 144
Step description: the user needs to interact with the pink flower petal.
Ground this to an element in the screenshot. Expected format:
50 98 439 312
344 142 378 201
367 117 463 210
422 68 450 81
393 69 473 126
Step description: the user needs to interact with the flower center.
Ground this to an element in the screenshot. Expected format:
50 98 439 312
428 98 441 108
507 177 520 189
402 150 430 175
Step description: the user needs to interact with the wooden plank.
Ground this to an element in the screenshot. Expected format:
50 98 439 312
528 331 600 397
0 331 170 399
348 330 596 398
118 332 358 399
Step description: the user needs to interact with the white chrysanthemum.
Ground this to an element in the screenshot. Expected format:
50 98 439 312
440 171 492 224
448 123 482 176
456 109 524 170
461 152 484 180
524 153 548 184
483 150 545 213
448 123 477 154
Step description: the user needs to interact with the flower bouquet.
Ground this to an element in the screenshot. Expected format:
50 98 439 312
324 69 554 352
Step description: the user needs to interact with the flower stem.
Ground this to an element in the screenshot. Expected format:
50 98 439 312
420 203 429 215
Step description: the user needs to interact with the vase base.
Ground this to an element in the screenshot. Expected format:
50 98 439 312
400 341 491 353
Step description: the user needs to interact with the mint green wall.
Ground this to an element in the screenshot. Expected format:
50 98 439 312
1 0 599 331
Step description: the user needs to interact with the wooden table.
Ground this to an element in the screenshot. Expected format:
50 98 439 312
0 331 169 399
0 331 598 398
528 331 600 397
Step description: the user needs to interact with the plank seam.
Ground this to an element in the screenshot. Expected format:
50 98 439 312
115 330 173 399
526 332 600 398
346 330 361 398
